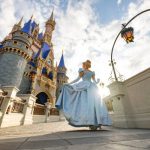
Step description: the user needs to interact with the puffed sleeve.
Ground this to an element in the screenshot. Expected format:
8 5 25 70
78 68 83 73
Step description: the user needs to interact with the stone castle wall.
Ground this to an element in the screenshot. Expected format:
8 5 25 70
105 68 150 129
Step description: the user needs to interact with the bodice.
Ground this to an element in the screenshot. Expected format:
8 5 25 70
81 69 94 82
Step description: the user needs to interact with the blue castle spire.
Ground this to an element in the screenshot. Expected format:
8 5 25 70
22 18 32 35
58 51 65 67
38 32 43 40
21 15 37 35
31 21 37 32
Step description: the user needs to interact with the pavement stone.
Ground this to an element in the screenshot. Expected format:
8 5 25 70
0 121 150 150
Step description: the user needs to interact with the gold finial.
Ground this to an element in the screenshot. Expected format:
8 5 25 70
18 16 23 26
50 9 54 20
62 49 64 54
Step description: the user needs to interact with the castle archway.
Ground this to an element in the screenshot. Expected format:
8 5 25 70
36 92 48 105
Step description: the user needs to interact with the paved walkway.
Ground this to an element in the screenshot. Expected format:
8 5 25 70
0 121 150 150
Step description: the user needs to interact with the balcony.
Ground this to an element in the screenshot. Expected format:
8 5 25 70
37 75 56 88
33 103 46 115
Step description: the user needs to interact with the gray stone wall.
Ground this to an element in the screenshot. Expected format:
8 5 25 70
19 76 32 94
4 40 32 55
13 31 33 46
0 53 27 88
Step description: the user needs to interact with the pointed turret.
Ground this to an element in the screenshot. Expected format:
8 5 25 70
58 50 65 67
49 10 54 21
43 10 56 45
46 10 55 27
56 50 68 99
31 21 39 38
18 17 23 26
38 32 43 40
22 18 32 35
11 17 23 33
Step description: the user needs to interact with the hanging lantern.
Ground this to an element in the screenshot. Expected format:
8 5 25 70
121 24 134 43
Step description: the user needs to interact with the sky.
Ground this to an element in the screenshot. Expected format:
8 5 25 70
0 0 150 91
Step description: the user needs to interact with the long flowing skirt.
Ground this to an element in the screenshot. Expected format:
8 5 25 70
56 81 112 127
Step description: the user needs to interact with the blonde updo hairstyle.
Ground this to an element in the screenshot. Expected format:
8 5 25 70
85 60 91 69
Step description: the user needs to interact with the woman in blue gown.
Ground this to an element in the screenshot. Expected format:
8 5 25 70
56 60 112 130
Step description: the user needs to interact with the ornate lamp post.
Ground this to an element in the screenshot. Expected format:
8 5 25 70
111 9 150 82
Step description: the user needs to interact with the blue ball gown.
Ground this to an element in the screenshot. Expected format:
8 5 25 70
56 68 112 128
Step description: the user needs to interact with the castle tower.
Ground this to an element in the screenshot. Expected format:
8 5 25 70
11 17 23 33
0 18 33 88
56 51 68 99
4 17 23 40
43 11 56 45
19 17 39 94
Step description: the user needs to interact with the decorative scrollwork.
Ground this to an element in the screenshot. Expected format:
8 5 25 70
11 101 25 113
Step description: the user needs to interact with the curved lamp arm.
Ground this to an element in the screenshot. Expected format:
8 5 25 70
111 9 150 82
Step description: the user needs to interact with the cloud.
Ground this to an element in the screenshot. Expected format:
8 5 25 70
117 0 122 5
0 0 149 87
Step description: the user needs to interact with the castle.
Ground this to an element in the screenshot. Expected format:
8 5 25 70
0 12 68 127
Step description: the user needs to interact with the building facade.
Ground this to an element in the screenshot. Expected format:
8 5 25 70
0 12 68 127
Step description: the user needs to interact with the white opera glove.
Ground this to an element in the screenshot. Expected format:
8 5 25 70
93 78 100 84
68 76 81 84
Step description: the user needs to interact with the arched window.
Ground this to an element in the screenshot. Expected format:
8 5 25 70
48 71 53 80
42 67 47 75
36 92 48 105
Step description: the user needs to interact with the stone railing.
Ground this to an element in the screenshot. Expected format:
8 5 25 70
37 75 56 88
33 103 46 115
106 68 150 128
0 86 37 128
50 107 59 115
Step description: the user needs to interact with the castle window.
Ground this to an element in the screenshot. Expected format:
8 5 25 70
47 59 51 65
13 41 17 44
48 71 53 80
24 54 27 58
26 46 28 49
20 32 23 35
9 48 12 51
42 67 47 75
